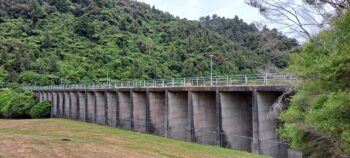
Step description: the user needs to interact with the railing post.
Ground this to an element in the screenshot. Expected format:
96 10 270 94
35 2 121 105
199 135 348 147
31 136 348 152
162 79 165 87
245 75 248 85
197 77 199 86
172 78 175 87
183 78 186 86
264 73 268 85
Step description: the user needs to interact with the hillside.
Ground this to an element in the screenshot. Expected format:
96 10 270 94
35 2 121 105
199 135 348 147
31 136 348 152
0 0 298 86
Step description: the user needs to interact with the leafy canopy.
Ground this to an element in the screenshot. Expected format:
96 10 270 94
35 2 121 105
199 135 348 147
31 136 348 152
280 10 350 158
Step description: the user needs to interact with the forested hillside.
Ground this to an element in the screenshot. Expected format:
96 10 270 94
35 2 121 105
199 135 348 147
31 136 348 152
200 15 298 69
0 0 298 86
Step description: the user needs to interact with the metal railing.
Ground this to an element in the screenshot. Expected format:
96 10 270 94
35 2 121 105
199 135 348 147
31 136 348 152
24 73 296 90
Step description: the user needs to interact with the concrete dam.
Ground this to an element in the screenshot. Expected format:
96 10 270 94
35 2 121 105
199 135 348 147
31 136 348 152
28 74 302 158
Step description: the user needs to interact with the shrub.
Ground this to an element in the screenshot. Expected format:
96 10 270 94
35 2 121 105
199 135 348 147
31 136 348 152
30 101 51 118
0 90 37 118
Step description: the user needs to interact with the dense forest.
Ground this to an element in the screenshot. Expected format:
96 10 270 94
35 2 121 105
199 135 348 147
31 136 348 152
0 0 298 86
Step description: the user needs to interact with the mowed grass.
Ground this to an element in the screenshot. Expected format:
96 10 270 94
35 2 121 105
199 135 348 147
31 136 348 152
0 119 268 158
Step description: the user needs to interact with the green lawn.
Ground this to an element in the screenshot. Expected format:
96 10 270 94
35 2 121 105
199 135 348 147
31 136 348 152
0 119 268 158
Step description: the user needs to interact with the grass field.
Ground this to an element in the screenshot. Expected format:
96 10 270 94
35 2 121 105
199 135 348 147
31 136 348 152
0 119 268 158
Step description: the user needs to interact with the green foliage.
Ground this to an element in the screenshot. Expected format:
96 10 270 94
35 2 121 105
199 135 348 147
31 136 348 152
0 66 7 88
199 15 299 69
280 11 350 157
0 89 37 118
30 101 51 118
0 0 298 86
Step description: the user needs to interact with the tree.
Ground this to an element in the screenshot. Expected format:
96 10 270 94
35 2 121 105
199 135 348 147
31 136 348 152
246 0 349 40
280 11 350 157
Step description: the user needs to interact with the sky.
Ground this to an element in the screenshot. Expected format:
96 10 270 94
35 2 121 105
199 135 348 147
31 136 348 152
139 0 265 23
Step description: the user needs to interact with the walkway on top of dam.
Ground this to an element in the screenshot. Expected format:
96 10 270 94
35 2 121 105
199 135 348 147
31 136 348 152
25 73 296 91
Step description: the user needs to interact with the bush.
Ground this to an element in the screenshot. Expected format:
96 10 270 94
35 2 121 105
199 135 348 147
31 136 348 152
0 90 37 118
30 101 51 118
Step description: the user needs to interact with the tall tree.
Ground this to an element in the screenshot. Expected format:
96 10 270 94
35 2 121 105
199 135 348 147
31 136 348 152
246 0 349 40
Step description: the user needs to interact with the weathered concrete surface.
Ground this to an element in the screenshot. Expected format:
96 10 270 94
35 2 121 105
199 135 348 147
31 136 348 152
95 92 106 125
38 92 43 101
220 92 252 151
70 92 78 120
168 92 190 141
64 92 71 118
118 92 132 129
52 92 58 117
107 92 117 127
257 91 287 158
132 92 147 132
48 92 53 102
148 92 166 136
192 92 216 145
42 92 47 101
78 92 86 121
58 92 64 117
86 92 95 123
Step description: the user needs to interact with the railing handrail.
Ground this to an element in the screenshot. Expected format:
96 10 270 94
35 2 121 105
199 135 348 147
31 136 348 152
23 73 297 91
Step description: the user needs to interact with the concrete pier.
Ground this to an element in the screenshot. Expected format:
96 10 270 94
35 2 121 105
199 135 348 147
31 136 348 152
257 92 287 158
107 92 117 127
70 92 78 120
148 92 166 136
34 85 297 158
86 92 95 123
95 92 107 125
118 92 132 129
220 92 252 151
192 92 217 145
52 92 58 117
132 92 147 132
78 92 86 121
168 91 190 141
64 92 70 118
58 92 64 117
